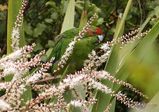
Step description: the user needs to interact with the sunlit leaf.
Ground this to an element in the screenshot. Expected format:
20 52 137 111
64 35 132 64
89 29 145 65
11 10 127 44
60 0 75 33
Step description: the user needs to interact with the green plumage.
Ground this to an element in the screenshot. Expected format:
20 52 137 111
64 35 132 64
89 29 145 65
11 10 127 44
52 28 99 73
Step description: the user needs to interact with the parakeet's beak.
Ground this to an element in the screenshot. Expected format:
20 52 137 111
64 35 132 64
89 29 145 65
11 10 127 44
95 27 105 42
97 35 104 42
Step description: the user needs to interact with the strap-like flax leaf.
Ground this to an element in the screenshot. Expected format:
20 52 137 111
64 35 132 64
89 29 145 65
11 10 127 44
7 0 25 54
60 0 75 33
92 0 133 112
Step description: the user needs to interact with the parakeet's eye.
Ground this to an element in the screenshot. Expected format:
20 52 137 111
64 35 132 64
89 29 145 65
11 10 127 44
95 27 103 35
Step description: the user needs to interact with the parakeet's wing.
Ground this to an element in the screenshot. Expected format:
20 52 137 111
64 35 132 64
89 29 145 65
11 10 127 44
52 28 79 60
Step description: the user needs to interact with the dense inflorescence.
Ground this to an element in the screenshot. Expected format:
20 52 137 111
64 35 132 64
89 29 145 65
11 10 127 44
0 42 147 111
11 0 28 51
0 2 151 112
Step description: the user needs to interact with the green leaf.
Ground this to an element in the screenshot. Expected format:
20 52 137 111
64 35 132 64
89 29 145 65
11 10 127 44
7 0 25 54
21 86 32 106
33 23 46 37
126 20 159 97
131 92 159 112
48 40 55 47
92 0 133 112
60 0 75 33
45 18 53 23
45 48 54 60
96 18 104 26
45 1 56 7
51 12 58 20
132 20 159 58
24 22 33 35
79 10 88 28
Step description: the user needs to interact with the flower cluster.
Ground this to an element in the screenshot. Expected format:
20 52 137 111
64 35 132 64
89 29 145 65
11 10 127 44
26 59 53 85
0 46 147 111
11 0 28 51
0 44 35 79
0 45 54 111
104 103 112 112
21 70 144 112
84 42 111 70
110 28 150 47
3 79 26 109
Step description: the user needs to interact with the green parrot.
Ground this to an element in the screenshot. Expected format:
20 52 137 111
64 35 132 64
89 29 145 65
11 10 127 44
50 27 104 74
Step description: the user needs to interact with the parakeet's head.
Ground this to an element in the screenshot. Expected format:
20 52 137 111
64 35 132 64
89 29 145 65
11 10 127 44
95 27 104 42
86 27 105 42
95 27 103 35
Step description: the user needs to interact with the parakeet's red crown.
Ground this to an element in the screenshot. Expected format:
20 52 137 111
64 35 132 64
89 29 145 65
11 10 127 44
95 27 103 35
86 27 103 36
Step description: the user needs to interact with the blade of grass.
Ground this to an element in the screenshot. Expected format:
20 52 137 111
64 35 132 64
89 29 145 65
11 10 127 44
108 13 159 112
79 0 88 28
79 10 88 28
132 20 159 58
118 6 159 70
112 9 159 112
113 0 132 39
131 92 159 112
117 11 154 72
92 0 133 112
60 0 75 33
120 20 159 67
